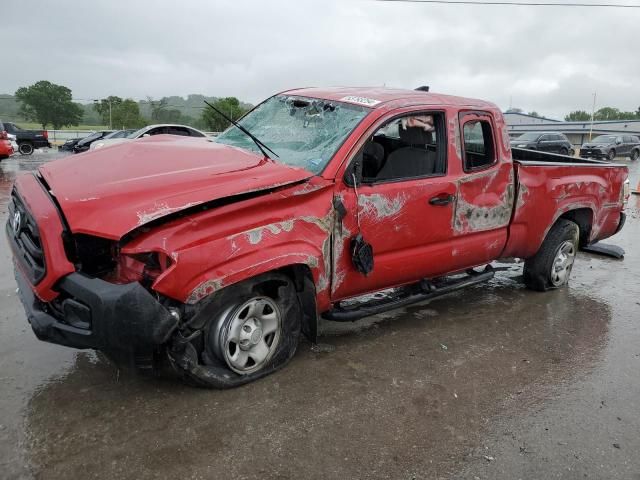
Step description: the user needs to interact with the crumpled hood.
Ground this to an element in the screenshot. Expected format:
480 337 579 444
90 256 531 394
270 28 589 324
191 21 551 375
39 135 311 239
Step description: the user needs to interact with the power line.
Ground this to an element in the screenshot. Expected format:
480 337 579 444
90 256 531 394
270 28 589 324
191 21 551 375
376 0 640 7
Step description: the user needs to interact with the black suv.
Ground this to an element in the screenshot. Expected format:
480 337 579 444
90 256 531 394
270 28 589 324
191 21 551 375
510 132 574 156
580 135 640 161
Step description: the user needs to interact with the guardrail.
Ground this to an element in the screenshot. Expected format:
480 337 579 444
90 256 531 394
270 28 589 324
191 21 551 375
46 130 220 146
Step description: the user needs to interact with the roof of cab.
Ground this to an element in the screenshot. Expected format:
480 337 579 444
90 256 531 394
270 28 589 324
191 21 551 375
280 86 498 111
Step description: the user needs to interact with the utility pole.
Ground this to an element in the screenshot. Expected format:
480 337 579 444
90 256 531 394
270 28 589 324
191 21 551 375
589 92 596 141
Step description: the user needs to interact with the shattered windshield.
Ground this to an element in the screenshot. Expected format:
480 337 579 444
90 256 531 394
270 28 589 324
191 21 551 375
215 95 370 173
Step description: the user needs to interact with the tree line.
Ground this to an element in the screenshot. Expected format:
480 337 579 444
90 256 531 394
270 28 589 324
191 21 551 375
6 80 640 130
5 80 253 131
506 106 640 122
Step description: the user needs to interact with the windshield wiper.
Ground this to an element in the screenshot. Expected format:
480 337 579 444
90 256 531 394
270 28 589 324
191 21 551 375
204 100 278 159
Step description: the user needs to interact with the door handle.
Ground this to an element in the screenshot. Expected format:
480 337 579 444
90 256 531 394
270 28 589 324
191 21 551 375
429 194 456 206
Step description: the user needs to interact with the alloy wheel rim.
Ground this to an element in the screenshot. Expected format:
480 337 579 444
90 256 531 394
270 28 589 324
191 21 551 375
550 240 576 287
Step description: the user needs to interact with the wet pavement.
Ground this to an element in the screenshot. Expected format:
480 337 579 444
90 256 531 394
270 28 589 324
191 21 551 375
0 149 639 479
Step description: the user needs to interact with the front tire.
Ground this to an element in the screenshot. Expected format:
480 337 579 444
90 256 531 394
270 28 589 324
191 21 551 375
524 219 579 292
175 272 302 387
607 149 616 161
560 147 569 156
18 142 34 155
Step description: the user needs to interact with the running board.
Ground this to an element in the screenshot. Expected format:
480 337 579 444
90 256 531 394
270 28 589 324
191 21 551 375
322 266 495 322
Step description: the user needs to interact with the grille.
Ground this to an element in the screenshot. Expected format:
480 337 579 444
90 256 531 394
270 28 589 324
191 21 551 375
7 190 46 284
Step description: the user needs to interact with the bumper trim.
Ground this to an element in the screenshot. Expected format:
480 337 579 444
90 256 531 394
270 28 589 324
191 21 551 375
16 268 179 366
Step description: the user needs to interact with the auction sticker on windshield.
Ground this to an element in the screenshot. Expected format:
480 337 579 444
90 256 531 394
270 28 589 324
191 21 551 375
339 96 381 107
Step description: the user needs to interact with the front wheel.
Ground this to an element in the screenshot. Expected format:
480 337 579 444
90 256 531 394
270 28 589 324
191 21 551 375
18 142 34 155
173 272 302 388
630 149 639 161
607 149 616 161
523 219 579 292
559 147 569 156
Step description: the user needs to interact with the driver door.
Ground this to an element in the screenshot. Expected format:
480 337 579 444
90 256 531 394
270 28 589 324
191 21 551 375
331 111 460 300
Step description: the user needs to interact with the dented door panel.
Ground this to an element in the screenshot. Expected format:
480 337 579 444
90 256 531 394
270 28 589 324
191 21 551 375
331 177 460 300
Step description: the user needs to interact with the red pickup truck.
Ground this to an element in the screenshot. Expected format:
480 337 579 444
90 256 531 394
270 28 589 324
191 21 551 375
8 87 630 387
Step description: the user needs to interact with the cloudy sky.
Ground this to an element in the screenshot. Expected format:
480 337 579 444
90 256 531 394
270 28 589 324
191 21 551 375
4 0 639 119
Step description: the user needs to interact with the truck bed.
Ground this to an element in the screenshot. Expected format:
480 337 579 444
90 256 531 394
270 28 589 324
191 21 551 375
511 147 619 166
502 148 628 259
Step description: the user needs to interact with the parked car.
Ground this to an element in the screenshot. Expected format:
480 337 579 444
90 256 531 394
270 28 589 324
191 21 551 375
510 132 574 156
90 124 206 150
58 137 83 152
73 131 113 153
0 122 14 160
60 130 136 152
103 129 136 140
8 87 629 388
7 133 19 154
1 121 51 155
580 134 640 161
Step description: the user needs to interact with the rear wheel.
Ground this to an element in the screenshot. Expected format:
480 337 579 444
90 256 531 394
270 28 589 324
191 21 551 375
0 155 8 161
18 142 34 155
630 149 639 161
524 219 579 291
607 149 616 161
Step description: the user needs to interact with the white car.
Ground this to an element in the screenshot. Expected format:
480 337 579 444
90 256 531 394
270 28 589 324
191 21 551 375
90 124 207 150
7 133 18 154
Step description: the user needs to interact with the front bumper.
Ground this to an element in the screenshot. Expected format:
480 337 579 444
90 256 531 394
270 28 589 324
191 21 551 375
15 267 179 367
580 148 606 159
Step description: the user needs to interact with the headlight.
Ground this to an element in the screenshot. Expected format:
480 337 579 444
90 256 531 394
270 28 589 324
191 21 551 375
117 251 174 285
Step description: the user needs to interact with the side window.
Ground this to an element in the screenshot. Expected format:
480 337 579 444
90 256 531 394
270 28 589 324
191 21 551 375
168 127 190 136
148 127 166 136
353 112 445 183
461 117 495 171
539 134 550 142
188 128 205 137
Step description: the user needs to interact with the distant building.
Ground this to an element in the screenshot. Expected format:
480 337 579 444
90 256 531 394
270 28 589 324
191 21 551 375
504 112 640 147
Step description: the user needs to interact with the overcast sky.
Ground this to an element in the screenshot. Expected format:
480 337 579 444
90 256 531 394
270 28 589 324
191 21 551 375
3 0 639 119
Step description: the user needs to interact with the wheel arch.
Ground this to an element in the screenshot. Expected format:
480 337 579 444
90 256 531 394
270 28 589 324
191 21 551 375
558 208 593 247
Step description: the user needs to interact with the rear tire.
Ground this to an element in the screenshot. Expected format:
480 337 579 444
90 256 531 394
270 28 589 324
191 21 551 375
630 149 639 161
18 142 34 155
0 155 8 161
524 219 579 292
607 149 616 161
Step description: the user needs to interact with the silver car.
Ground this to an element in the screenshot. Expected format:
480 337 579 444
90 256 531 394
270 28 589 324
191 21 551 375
90 124 207 150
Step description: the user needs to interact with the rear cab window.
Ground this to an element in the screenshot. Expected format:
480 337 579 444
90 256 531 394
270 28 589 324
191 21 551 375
460 112 496 171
